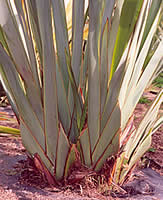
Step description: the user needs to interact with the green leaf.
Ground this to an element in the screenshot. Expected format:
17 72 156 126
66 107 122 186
79 42 88 98
79 128 92 167
64 144 76 178
36 0 59 161
87 0 103 152
118 89 163 184
55 126 70 181
100 20 109 114
0 125 20 135
94 130 120 171
56 61 71 137
65 51 83 143
71 0 85 86
51 0 70 93
111 0 144 75
0 26 9 51
20 123 54 175
0 1 43 127
92 105 121 170
25 1 43 66
121 40 163 129
148 147 156 153
139 0 162 52
101 61 126 133
14 0 41 91
66 50 83 122
126 5 162 99
0 64 19 120
0 45 45 150
139 97 151 104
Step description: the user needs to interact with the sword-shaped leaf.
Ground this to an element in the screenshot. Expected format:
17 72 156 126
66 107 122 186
139 0 162 52
88 0 104 152
0 45 45 150
0 125 20 135
122 40 163 129
51 0 70 93
100 20 109 114
107 0 125 80
55 125 71 181
118 89 163 184
71 0 85 86
93 105 120 170
125 6 161 98
0 0 43 127
36 0 58 161
119 0 149 116
14 0 41 91
79 128 92 167
111 0 144 75
20 123 54 175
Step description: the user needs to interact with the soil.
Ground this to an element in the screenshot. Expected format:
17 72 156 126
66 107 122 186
0 89 162 200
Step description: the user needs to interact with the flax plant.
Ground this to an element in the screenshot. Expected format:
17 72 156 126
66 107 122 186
0 0 162 185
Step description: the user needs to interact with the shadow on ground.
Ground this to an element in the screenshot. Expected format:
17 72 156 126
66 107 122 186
120 168 163 200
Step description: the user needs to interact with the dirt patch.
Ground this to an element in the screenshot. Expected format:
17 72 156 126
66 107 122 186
143 127 163 175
